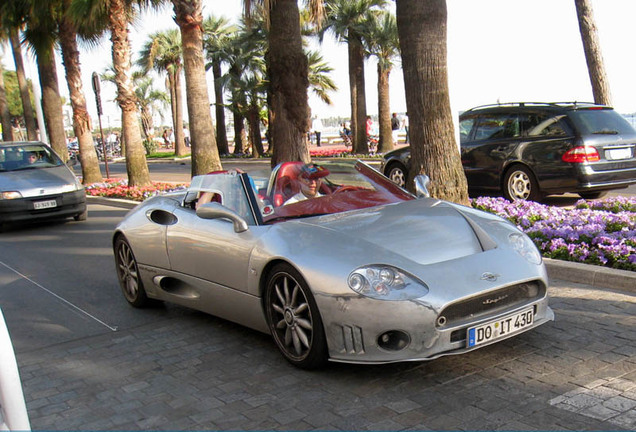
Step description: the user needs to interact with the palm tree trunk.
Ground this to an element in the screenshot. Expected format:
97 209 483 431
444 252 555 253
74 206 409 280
396 0 469 204
267 0 310 167
377 64 393 153
0 64 13 141
59 8 102 184
349 37 368 154
9 29 37 141
247 101 264 158
172 0 222 176
36 47 69 161
108 0 150 187
232 110 246 154
173 67 187 156
212 60 229 155
575 0 612 106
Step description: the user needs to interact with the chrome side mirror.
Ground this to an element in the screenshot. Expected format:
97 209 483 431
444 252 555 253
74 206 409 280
414 174 431 198
196 202 249 233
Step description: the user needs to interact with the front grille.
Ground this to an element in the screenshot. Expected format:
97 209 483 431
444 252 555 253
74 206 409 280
437 281 545 328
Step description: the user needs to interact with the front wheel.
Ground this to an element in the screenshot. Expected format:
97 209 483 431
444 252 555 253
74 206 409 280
503 165 542 202
264 264 327 369
114 236 149 307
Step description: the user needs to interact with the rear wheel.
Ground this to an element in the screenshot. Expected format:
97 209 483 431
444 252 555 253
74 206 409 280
578 191 608 200
264 263 327 369
114 236 149 307
503 165 542 202
386 163 407 188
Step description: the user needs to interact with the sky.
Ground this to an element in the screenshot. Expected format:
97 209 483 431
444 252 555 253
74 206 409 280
4 0 636 129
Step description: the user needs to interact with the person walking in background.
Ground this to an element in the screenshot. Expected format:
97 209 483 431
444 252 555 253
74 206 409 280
403 113 409 144
391 113 400 145
183 126 190 147
312 115 323 147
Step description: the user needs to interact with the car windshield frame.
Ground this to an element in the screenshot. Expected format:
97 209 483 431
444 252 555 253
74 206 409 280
0 144 64 172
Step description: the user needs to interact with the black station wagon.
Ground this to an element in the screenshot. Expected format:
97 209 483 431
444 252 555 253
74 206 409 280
381 102 636 201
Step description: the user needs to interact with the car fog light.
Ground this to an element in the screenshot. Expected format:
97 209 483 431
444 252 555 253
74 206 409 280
377 330 410 351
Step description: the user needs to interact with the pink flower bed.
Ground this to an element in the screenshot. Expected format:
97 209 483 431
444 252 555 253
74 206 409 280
85 178 188 202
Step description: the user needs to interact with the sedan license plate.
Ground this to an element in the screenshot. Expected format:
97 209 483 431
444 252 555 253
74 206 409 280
468 308 533 347
606 148 632 160
33 199 57 210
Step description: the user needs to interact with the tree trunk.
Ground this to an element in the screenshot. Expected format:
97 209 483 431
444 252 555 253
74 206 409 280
212 60 229 155
377 64 393 153
59 7 102 184
172 0 222 176
232 110 246 154
9 30 37 141
108 0 151 187
267 0 310 168
0 64 13 141
574 0 612 106
172 66 187 156
247 101 264 158
349 37 368 154
396 0 469 205
36 47 69 161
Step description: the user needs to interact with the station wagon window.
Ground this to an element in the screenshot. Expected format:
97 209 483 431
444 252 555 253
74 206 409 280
473 114 519 141
459 117 475 143
522 114 568 137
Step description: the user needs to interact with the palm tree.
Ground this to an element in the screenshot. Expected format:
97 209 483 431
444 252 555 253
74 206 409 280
306 50 337 106
574 0 612 106
0 59 13 141
134 76 168 142
23 0 69 160
138 29 187 156
395 0 468 204
203 15 235 156
364 10 399 154
321 0 387 155
71 0 151 187
58 0 103 183
171 0 222 176
1 1 38 140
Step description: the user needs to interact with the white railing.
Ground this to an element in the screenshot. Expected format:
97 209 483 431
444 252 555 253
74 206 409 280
0 308 30 431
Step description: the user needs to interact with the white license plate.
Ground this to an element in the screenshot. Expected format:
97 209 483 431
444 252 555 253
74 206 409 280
606 148 632 160
468 308 534 347
33 199 57 210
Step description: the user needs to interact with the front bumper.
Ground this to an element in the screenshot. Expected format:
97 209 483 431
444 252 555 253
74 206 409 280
0 190 86 223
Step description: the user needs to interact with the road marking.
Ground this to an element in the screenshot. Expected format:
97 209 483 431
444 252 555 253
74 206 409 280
0 260 118 332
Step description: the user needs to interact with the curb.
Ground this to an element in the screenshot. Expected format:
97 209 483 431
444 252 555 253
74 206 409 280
88 196 635 294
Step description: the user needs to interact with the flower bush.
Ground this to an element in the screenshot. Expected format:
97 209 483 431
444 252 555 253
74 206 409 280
85 178 188 202
472 196 636 272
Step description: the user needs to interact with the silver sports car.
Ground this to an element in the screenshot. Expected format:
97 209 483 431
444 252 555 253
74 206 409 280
113 160 554 369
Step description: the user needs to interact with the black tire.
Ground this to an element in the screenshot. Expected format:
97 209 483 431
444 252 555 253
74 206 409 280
264 263 327 369
503 165 542 202
578 191 608 200
385 162 407 188
114 236 149 307
74 209 88 221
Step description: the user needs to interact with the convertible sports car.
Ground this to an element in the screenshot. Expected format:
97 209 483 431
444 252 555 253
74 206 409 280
113 160 554 369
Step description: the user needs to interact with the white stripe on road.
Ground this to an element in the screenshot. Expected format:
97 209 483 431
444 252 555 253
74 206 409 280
0 260 118 332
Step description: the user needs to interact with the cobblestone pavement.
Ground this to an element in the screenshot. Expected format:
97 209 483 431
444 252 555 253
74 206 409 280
16 278 634 431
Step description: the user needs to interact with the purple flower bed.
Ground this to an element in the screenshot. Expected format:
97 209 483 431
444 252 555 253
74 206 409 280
471 196 636 272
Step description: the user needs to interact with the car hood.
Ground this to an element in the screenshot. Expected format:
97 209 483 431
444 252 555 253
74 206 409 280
0 165 82 197
299 199 485 265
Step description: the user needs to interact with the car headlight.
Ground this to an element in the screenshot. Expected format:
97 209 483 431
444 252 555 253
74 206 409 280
1 191 22 199
348 265 429 300
509 232 542 265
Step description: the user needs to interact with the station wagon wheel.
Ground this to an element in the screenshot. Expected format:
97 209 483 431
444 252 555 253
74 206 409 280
265 264 327 369
114 236 149 307
503 165 541 202
386 163 407 188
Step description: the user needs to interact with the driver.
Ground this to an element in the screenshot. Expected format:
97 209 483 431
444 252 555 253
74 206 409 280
284 163 329 205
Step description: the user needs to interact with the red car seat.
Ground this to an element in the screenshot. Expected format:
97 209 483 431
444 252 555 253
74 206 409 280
272 162 304 207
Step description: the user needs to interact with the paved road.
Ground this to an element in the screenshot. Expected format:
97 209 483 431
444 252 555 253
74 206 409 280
0 205 634 430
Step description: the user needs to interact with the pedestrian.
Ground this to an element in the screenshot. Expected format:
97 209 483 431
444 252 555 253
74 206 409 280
183 126 190 147
162 129 170 148
312 116 323 147
403 113 409 144
391 113 400 144
365 115 373 137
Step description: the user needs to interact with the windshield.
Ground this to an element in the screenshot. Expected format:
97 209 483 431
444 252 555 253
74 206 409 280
0 144 64 172
567 109 636 136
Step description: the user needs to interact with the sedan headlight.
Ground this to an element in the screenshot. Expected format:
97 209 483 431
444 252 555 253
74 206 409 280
348 265 429 300
1 191 22 199
509 232 542 265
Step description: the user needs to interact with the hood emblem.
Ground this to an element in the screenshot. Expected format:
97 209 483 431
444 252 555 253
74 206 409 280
39 189 45 195
480 272 499 282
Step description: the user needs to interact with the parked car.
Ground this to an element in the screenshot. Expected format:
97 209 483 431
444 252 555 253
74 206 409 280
113 160 553 369
0 141 87 230
381 102 636 201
